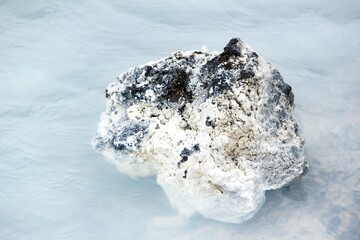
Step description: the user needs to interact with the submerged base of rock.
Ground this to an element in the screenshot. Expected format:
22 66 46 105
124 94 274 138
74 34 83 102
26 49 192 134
92 38 308 223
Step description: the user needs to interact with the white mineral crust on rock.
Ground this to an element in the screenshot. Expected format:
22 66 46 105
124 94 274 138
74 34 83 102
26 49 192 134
92 38 308 223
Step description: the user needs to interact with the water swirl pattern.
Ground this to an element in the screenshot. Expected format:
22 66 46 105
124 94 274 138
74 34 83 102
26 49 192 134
0 0 359 239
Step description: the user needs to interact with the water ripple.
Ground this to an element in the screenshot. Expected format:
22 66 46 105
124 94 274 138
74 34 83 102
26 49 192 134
0 0 359 239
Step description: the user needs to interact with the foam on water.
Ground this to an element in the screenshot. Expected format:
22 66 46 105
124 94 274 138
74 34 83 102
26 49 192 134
0 0 359 239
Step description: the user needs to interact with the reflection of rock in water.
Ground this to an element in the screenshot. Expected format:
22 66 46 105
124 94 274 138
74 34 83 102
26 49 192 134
92 38 308 223
281 179 307 201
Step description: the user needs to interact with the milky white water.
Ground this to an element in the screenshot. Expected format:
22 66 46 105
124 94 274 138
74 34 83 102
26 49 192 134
0 0 359 239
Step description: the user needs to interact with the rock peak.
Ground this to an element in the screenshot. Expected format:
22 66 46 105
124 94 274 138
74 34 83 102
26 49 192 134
223 37 244 57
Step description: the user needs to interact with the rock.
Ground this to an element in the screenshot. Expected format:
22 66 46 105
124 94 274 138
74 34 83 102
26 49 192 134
92 38 308 223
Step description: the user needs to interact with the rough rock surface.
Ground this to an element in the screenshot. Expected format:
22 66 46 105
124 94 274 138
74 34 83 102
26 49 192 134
92 38 308 223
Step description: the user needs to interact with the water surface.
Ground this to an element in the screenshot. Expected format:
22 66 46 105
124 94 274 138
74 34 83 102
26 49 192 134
1 0 359 239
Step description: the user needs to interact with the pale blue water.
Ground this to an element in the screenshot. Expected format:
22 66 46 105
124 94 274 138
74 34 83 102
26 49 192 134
1 0 359 239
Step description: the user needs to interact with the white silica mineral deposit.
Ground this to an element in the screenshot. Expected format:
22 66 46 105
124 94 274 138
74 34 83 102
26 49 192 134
92 38 308 223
